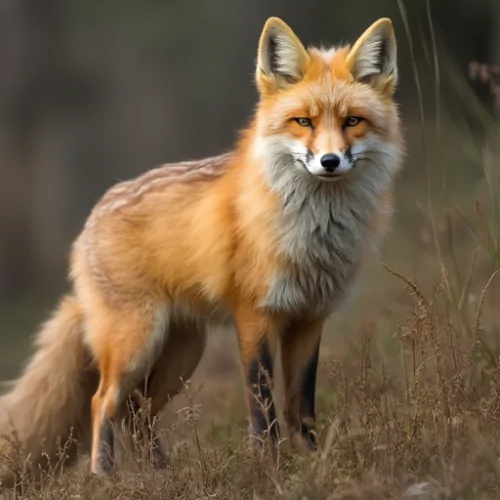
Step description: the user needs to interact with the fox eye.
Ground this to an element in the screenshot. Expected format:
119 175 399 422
345 116 363 127
294 117 312 127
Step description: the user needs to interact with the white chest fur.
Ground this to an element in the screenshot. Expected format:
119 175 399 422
261 169 385 318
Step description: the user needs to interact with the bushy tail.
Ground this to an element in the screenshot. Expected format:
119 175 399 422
0 295 97 485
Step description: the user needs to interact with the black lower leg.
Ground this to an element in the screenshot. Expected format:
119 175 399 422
127 390 169 469
96 419 115 474
299 341 320 449
247 340 279 445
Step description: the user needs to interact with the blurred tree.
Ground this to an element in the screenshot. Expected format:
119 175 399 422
491 0 500 62
491 0 500 115
0 0 66 301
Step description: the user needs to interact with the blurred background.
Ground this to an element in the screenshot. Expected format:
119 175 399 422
0 0 498 385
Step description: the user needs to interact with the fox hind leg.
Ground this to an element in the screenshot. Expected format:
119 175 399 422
133 314 208 468
123 389 169 470
87 301 169 475
120 314 207 469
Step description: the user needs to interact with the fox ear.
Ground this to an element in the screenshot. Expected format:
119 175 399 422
346 18 397 93
256 17 310 95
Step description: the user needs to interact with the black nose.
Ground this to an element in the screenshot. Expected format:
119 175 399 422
320 153 341 172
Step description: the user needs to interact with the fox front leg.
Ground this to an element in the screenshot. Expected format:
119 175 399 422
234 306 280 449
281 318 323 451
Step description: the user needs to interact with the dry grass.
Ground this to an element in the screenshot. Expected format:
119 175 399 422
2 266 500 500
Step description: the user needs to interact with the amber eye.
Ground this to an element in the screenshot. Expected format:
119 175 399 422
345 116 363 127
294 117 312 127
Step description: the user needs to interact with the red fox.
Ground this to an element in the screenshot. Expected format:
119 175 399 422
0 16 403 481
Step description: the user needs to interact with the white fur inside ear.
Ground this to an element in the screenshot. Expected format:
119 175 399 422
348 24 397 82
269 32 306 80
259 23 309 82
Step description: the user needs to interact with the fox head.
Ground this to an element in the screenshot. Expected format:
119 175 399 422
252 17 402 185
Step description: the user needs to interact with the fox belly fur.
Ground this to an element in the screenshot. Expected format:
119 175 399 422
0 15 404 480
